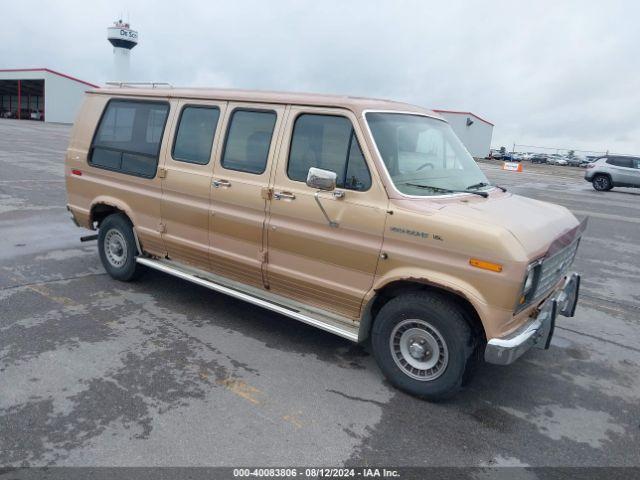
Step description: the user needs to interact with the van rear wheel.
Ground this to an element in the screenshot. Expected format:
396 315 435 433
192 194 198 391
371 293 473 401
98 213 144 281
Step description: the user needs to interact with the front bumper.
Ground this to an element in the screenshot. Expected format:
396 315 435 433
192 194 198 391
484 273 580 365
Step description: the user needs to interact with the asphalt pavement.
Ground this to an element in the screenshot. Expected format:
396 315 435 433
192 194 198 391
1 120 638 468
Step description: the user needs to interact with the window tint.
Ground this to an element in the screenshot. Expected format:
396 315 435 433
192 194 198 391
221 110 276 174
606 157 634 168
172 106 220 165
287 114 371 191
91 100 169 178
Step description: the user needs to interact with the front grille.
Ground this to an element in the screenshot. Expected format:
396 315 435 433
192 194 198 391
534 239 579 298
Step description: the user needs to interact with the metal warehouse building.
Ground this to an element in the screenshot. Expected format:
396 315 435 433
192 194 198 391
0 68 99 124
434 109 494 159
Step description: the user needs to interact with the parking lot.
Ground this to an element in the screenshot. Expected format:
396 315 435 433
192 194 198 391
1 119 639 468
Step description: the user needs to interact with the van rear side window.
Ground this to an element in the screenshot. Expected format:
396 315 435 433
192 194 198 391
90 100 169 178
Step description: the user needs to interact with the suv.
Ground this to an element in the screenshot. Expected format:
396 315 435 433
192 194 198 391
66 86 584 400
584 156 640 191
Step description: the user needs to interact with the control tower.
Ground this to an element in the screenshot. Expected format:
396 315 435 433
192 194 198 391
107 19 138 81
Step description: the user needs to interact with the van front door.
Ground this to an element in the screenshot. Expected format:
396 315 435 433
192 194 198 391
209 103 285 288
160 99 226 266
265 107 387 320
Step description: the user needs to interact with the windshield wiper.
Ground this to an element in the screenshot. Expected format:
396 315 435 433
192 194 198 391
467 181 508 193
466 181 490 190
403 183 489 198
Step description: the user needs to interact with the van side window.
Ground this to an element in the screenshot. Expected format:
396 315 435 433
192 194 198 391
221 109 276 174
172 106 220 165
90 100 169 178
287 114 371 191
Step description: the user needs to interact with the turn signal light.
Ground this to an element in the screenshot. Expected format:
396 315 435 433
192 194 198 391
71 169 82 176
469 258 503 273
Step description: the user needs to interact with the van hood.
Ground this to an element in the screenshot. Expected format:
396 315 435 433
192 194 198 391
440 193 579 258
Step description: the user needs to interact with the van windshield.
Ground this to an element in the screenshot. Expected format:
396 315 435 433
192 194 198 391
365 112 490 196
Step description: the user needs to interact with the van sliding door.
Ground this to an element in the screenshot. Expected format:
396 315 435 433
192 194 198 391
159 99 227 266
208 102 286 288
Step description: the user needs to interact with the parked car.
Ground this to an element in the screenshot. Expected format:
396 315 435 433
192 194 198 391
566 156 583 167
548 155 569 166
579 158 593 168
65 86 584 400
530 154 547 164
584 156 640 191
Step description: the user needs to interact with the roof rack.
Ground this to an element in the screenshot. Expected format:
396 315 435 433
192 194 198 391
105 82 173 89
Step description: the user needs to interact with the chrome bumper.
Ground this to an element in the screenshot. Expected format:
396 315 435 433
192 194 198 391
485 273 581 365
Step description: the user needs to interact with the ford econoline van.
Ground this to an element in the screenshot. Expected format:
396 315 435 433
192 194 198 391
65 85 584 400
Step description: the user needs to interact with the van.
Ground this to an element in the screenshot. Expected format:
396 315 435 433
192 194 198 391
65 85 585 400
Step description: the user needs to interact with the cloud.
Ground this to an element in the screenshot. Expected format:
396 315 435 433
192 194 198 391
1 0 639 154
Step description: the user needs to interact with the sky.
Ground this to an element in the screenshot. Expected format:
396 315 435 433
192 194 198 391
2 0 639 155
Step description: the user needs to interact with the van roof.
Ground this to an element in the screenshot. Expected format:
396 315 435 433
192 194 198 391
89 86 442 118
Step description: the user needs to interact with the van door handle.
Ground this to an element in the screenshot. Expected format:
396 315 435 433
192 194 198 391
273 191 296 201
212 179 231 188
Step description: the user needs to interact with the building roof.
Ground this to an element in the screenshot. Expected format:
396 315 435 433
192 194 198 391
91 86 444 118
432 109 494 126
0 68 100 88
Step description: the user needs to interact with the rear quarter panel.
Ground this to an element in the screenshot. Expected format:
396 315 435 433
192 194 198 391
65 93 175 257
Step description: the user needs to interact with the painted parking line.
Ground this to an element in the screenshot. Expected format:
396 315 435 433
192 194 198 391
569 210 640 225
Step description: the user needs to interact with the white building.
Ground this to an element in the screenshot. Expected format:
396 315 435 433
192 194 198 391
434 109 494 159
0 68 99 124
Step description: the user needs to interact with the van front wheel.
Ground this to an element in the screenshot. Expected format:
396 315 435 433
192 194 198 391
98 213 144 281
371 293 473 401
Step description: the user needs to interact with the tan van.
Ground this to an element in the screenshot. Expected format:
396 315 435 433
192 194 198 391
65 85 584 400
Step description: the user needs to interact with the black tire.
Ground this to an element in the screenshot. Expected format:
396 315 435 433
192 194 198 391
371 293 474 401
592 174 612 191
98 213 144 281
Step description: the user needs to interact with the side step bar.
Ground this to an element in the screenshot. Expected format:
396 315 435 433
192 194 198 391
136 257 359 342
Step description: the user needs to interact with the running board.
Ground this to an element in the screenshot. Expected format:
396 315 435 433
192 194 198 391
136 257 359 342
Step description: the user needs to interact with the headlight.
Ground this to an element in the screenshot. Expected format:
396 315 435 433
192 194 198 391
516 261 541 311
523 266 536 295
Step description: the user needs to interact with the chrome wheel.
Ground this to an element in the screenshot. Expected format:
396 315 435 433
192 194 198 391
390 319 449 381
104 229 128 268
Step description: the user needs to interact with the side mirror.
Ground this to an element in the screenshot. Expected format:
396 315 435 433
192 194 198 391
306 167 337 191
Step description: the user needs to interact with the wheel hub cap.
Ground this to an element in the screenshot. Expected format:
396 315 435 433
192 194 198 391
390 319 449 381
104 229 127 268
408 341 429 360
